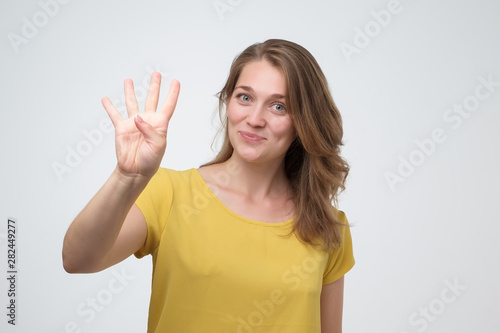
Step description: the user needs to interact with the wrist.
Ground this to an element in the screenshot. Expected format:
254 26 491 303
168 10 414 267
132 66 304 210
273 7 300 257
111 167 152 191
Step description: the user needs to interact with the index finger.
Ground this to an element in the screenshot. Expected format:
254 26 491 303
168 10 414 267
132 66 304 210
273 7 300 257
159 79 180 121
101 97 122 128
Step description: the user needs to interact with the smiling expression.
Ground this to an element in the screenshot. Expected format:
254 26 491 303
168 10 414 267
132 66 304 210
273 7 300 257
226 60 296 165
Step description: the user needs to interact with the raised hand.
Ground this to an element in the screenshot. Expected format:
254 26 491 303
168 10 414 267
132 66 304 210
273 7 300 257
101 72 180 179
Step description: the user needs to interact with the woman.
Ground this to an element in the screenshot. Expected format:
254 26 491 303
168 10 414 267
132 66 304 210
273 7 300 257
63 39 354 332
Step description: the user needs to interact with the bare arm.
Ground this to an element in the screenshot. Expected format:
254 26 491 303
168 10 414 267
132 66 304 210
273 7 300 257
320 276 345 333
62 73 180 273
62 171 148 273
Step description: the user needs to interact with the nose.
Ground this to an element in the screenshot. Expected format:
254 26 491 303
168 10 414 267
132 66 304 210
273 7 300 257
246 104 266 128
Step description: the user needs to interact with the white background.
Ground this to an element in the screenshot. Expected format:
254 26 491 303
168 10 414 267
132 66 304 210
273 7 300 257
1 0 499 332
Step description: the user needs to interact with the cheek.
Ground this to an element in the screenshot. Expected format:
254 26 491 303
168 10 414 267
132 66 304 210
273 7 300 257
226 99 245 124
225 101 245 140
272 118 296 139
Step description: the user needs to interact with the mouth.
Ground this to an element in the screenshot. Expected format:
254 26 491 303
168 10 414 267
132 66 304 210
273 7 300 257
239 131 266 142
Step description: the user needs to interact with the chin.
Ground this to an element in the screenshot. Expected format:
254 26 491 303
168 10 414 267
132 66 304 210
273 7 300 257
236 149 286 166
235 151 263 163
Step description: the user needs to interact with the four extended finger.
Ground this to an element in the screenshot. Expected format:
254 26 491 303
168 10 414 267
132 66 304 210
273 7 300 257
124 78 140 118
144 72 162 113
159 79 181 121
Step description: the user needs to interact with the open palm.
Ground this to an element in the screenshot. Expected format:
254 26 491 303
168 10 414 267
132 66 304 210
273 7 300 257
102 72 180 178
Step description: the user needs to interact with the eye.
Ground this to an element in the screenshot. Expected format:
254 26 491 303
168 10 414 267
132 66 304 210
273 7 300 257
237 93 251 103
272 103 287 113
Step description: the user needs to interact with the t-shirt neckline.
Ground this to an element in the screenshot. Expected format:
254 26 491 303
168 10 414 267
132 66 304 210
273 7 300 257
190 168 295 227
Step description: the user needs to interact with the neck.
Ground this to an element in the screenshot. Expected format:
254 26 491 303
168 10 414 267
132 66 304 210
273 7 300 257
222 154 290 201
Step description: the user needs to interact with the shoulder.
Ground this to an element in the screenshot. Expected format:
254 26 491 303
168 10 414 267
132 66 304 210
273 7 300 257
142 167 200 196
196 164 221 190
151 167 213 200
331 206 348 225
196 161 240 193
154 167 197 182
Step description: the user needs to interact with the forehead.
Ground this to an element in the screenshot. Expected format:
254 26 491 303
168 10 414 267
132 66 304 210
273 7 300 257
236 60 287 96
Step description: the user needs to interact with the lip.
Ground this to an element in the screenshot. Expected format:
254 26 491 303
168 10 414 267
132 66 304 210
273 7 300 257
239 131 266 142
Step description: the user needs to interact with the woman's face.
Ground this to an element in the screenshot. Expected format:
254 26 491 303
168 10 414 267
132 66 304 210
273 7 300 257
226 60 296 166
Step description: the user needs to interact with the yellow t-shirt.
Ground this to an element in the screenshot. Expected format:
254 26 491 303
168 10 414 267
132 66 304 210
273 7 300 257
134 168 354 332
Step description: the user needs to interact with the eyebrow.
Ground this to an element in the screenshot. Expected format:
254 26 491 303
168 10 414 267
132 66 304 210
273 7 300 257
234 85 286 100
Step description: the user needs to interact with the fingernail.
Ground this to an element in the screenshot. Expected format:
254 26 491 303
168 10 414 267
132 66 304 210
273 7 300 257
135 114 144 123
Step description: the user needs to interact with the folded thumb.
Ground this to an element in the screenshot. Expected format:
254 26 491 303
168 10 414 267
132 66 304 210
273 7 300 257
134 114 163 145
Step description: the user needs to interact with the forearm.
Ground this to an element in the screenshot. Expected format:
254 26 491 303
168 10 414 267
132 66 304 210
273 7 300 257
321 276 344 333
62 168 149 273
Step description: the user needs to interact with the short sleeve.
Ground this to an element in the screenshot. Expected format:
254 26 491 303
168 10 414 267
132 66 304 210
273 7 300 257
322 209 355 285
134 168 173 259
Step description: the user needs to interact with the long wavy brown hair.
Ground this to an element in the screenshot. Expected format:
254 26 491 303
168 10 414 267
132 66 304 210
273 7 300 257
204 39 349 250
